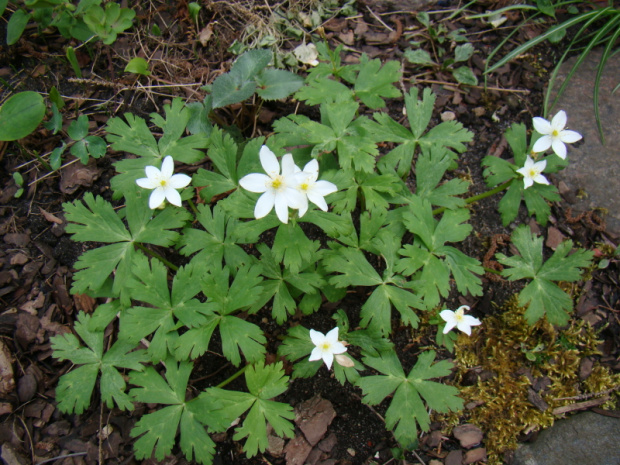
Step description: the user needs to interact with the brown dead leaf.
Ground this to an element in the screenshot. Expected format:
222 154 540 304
198 23 214 46
545 226 566 250
295 395 336 446
39 207 63 225
0 340 15 396
60 160 102 195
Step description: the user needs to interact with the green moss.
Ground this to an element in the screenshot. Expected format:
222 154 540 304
436 297 619 464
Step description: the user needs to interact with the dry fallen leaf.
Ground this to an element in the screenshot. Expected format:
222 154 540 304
0 340 15 396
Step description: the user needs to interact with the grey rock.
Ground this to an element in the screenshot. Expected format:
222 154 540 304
550 49 620 237
512 411 620 465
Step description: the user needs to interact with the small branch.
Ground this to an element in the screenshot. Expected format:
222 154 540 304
552 395 610 416
135 243 179 271
554 385 620 402
432 179 513 216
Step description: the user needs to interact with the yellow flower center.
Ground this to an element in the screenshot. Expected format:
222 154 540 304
528 168 538 177
160 179 168 187
552 129 559 137
300 182 309 191
321 342 332 351
271 178 283 189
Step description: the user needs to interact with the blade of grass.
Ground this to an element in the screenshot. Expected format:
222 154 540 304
593 21 620 144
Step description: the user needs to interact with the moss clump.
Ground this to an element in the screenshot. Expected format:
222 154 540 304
437 297 619 464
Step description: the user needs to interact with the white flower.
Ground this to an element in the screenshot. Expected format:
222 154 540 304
239 145 305 224
440 305 481 336
532 110 582 159
136 156 192 209
294 159 338 217
516 155 549 189
309 327 347 370
293 43 319 66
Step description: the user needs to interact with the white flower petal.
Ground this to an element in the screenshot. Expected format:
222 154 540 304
149 188 166 209
523 177 534 189
322 351 334 370
325 327 340 342
168 173 192 189
285 188 307 209
533 135 552 153
312 180 338 196
532 117 551 135
309 329 325 346
165 188 183 207
307 191 329 211
297 196 309 217
330 341 347 355
254 191 275 219
309 346 324 362
144 165 161 180
240 173 270 193
551 110 567 130
274 195 290 223
551 139 567 159
560 130 582 143
456 320 473 336
303 159 319 175
533 173 549 185
281 154 299 177
161 156 175 179
463 315 482 328
136 177 157 189
259 146 280 177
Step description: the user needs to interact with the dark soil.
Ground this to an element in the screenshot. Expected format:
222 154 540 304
1 1 618 465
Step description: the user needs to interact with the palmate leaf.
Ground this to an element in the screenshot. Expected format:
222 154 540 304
190 361 294 458
64 192 191 303
129 360 215 465
178 204 252 270
353 54 401 109
174 265 266 365
396 196 482 309
51 312 147 414
371 88 473 177
496 225 593 325
416 145 468 209
357 350 463 448
252 244 324 324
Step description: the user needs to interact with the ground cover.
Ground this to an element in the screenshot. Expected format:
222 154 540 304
0 1 618 464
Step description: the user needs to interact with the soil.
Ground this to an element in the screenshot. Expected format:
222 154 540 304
0 1 618 465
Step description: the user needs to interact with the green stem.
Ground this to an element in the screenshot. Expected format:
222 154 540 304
135 242 179 271
432 179 513 216
32 151 52 172
187 198 199 216
216 365 248 388
483 266 502 275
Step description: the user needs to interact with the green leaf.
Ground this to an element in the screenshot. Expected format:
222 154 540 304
452 66 478 85
404 48 434 65
416 145 468 209
497 225 593 325
271 222 320 274
125 57 151 75
52 312 147 414
106 112 159 158
211 49 271 108
7 9 30 45
454 43 475 62
0 91 45 141
295 76 354 105
354 55 401 109
255 68 304 100
130 360 215 465
357 351 462 448
323 245 383 288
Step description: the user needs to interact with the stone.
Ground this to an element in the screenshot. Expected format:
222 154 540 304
463 447 487 464
453 424 483 449
512 411 620 465
445 449 463 465
295 395 336 446
550 49 620 237
284 435 312 465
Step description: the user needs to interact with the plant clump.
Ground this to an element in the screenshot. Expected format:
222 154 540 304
440 297 619 464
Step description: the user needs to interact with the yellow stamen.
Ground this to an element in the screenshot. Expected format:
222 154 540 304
552 129 559 137
300 183 309 191
271 178 282 189
321 342 331 351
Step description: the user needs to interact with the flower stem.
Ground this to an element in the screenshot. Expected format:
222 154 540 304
432 179 513 216
135 242 179 271
216 365 248 388
187 198 199 216
483 266 502 275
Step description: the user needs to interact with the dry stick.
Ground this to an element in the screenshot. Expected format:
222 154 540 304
554 385 620 402
552 395 610 416
412 78 531 94
36 452 88 465
366 5 395 32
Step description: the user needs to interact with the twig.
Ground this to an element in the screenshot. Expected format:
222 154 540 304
36 453 88 465
412 78 531 94
366 5 394 32
552 395 610 416
554 385 620 402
